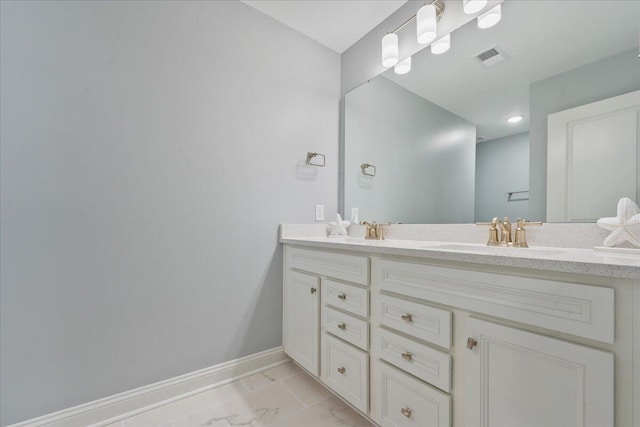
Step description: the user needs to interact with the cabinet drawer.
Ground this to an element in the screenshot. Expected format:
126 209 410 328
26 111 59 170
372 360 451 427
288 247 369 285
324 306 369 351
377 259 615 343
376 294 451 349
323 279 369 317
373 328 451 392
322 333 369 413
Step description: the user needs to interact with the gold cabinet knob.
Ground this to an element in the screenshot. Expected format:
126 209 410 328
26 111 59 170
401 352 413 361
337 366 346 374
337 293 347 300
401 313 413 322
338 323 347 330
467 337 478 350
400 407 412 418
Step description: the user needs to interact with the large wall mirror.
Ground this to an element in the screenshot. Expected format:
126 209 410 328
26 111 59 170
344 0 640 224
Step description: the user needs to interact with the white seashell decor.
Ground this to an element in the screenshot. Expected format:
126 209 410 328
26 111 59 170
327 213 351 236
596 197 640 247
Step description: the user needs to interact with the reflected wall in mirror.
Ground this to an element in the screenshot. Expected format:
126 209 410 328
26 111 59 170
344 0 640 224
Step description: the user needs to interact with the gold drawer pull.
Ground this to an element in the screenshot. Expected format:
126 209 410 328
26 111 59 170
400 407 412 418
337 293 347 300
338 323 347 330
337 366 346 374
467 337 478 350
401 313 413 322
401 352 413 361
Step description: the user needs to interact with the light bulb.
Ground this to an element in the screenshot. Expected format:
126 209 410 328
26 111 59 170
416 4 437 45
478 4 501 29
463 0 487 14
381 33 399 67
394 56 411 74
431 34 450 55
507 115 523 123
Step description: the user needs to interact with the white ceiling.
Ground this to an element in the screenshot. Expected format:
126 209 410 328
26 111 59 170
241 0 408 53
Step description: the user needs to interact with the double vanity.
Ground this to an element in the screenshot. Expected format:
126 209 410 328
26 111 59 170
281 224 640 427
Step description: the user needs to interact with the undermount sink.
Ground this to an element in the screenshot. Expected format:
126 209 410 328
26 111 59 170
419 243 568 257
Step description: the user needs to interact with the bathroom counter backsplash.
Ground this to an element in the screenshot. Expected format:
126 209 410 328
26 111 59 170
279 224 640 280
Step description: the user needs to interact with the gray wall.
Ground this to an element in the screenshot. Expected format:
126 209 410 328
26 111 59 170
475 133 529 222
345 77 476 224
529 49 640 221
0 1 340 425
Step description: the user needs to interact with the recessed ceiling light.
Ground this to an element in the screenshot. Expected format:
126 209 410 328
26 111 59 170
507 115 523 123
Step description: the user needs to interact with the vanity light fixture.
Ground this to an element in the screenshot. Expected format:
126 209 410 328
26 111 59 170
431 34 451 54
463 0 488 15
417 3 437 44
394 56 412 74
507 115 523 123
381 33 399 67
478 4 502 29
380 0 445 67
380 0 503 72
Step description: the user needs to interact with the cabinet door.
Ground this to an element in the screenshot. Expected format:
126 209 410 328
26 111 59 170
466 318 613 427
284 271 320 376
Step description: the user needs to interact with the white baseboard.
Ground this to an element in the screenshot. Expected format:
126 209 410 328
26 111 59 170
9 347 289 427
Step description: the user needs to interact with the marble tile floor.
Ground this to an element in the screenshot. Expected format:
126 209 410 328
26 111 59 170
102 362 374 427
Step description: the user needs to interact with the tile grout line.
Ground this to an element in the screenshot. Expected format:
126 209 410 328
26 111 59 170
269 395 335 427
278 374 312 409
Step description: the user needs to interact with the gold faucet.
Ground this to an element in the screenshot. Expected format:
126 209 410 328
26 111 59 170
477 217 542 247
360 220 385 240
499 216 513 246
513 218 542 247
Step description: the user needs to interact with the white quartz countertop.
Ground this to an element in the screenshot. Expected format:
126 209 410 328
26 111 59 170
280 236 640 280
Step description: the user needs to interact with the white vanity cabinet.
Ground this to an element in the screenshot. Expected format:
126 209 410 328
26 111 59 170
282 242 637 427
283 246 371 412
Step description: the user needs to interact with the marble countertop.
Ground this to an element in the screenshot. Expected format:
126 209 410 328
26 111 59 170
280 235 640 280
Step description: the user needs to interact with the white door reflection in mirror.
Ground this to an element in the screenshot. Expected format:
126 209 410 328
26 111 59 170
547 90 640 222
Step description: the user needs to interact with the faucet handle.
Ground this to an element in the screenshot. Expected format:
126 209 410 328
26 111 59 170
476 217 501 246
513 219 543 247
516 218 542 227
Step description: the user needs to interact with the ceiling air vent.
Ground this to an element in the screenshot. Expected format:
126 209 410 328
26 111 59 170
474 45 509 67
